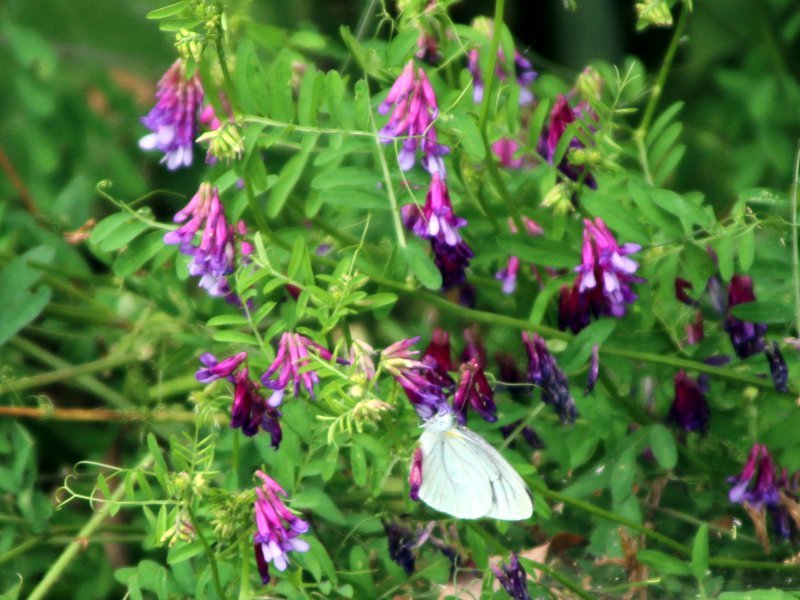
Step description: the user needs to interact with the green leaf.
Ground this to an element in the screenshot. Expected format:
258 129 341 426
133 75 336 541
147 434 169 489
691 523 709 581
350 444 367 487
559 320 616 372
146 1 189 19
446 113 485 160
636 549 691 576
404 242 441 290
167 541 204 564
211 330 261 346
0 285 50 345
648 424 677 470
610 448 636 502
716 234 735 281
496 234 579 268
738 228 755 271
311 167 377 189
730 301 794 324
719 591 800 600
298 65 322 126
582 191 650 245
206 314 249 327
90 212 131 246
320 188 389 210
267 133 319 218
113 231 164 277
325 70 347 128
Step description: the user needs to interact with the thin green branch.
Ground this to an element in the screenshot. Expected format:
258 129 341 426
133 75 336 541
478 0 505 132
27 455 154 600
791 139 800 332
186 504 228 600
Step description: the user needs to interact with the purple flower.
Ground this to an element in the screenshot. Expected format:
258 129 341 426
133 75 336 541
163 183 238 297
522 332 577 424
492 138 525 169
253 470 310 585
232 368 282 445
139 59 203 170
423 329 455 390
764 341 788 393
492 554 531 600
467 43 537 106
379 60 449 174
728 444 780 508
575 217 643 319
453 358 497 425
496 256 522 295
196 351 247 383
409 447 423 501
685 312 705 346
260 333 337 400
675 278 700 307
584 344 599 395
558 282 592 334
667 370 709 434
383 337 450 419
460 327 487 369
724 274 767 359
403 174 473 290
538 94 596 187
383 521 420 575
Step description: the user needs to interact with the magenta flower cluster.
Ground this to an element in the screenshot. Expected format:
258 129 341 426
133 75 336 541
139 59 204 170
252 470 310 584
164 182 251 298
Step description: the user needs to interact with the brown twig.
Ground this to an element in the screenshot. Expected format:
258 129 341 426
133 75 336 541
0 405 223 424
0 144 43 222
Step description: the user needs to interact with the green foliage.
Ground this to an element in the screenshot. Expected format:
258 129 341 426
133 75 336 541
3 0 800 598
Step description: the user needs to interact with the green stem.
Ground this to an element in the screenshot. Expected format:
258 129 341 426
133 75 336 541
530 479 798 571
186 504 228 600
791 139 800 333
523 559 594 600
478 0 505 132
637 7 688 137
367 84 407 249
482 132 526 233
27 455 153 600
238 536 251 600
147 374 201 401
4 338 132 408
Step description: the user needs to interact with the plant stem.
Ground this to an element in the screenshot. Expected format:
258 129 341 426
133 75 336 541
4 338 132 407
637 6 688 137
27 455 153 600
186 504 228 599
791 139 800 333
478 0 505 132
367 83 407 249
0 405 226 425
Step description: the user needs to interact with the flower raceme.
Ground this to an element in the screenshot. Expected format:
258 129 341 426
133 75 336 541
402 173 473 289
139 59 204 170
492 553 531 600
260 332 339 401
164 183 248 298
559 217 643 332
538 94 597 188
724 274 767 359
382 336 450 419
522 332 577 424
378 60 449 174
195 353 282 444
453 359 497 425
667 370 710 434
252 470 310 585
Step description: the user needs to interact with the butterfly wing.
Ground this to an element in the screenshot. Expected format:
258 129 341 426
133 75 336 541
459 428 534 520
418 427 494 519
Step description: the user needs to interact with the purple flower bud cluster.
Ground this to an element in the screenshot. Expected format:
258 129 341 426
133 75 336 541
559 218 643 333
538 94 597 188
379 60 449 174
453 359 497 424
252 470 310 584
467 47 538 106
164 183 250 298
383 520 421 575
667 370 710 434
402 173 473 290
522 332 577 424
728 444 800 541
724 274 767 359
139 59 204 170
195 352 282 446
492 554 531 600
260 332 339 401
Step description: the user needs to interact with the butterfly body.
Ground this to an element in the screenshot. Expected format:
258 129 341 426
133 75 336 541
417 412 533 520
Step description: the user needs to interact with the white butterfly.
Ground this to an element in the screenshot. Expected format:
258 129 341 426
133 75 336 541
417 411 533 520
